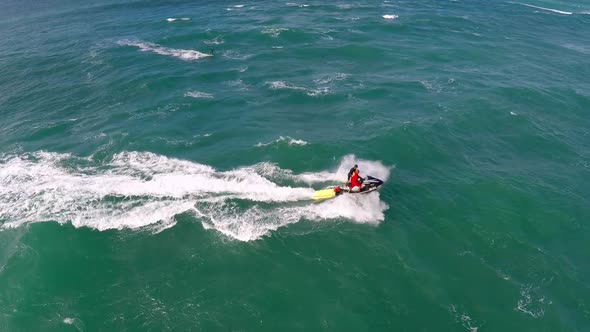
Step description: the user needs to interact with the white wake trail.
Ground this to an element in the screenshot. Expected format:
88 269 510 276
0 152 390 241
509 2 573 15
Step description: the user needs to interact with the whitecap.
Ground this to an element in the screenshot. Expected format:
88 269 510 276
118 40 212 61
255 136 309 147
313 73 349 85
167 17 190 22
306 87 330 96
224 79 249 91
267 80 306 91
266 81 330 97
261 27 289 38
286 3 309 7
382 14 399 19
184 91 213 99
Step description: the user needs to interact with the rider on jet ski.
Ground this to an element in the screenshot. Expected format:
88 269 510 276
349 168 362 192
347 164 364 188
347 164 358 181
348 164 365 181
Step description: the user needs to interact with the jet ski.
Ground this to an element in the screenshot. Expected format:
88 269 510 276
312 175 384 201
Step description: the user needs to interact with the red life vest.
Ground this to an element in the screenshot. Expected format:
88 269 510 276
350 172 361 188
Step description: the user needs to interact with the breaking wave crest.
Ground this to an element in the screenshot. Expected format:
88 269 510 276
0 152 390 241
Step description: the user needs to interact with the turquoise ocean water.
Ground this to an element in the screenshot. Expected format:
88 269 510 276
1 0 589 330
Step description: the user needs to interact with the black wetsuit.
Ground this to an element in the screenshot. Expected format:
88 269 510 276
347 167 356 181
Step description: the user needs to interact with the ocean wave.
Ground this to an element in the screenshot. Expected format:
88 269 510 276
267 81 331 97
0 152 390 241
118 40 213 61
226 4 247 10
307 87 330 96
224 79 249 91
255 136 309 147
420 78 457 94
313 73 349 85
267 81 305 91
262 27 289 38
286 2 310 7
382 14 398 20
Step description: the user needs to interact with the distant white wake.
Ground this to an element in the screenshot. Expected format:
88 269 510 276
509 2 573 15
0 152 390 241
